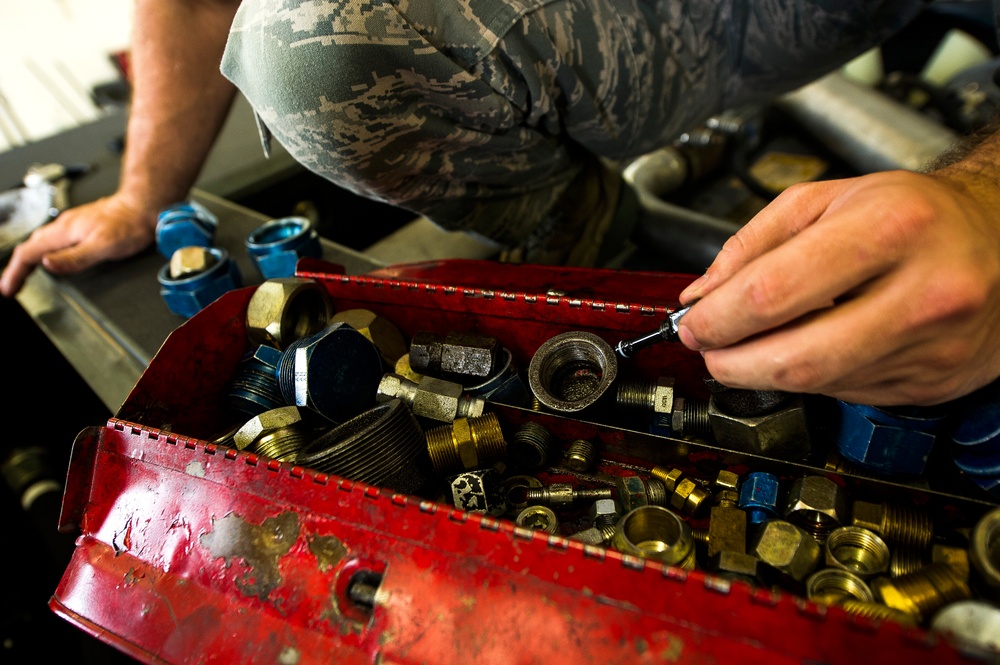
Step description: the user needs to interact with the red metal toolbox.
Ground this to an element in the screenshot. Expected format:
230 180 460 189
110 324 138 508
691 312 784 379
50 259 999 664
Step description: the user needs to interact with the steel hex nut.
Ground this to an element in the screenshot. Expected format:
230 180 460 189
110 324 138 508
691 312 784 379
247 277 334 350
750 519 821 583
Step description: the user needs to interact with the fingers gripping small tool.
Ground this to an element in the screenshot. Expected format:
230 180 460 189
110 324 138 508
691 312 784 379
615 304 692 359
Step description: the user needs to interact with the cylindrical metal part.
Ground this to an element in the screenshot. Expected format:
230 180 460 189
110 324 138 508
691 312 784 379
528 331 618 413
970 506 1000 602
823 526 890 580
872 562 972 624
805 568 875 604
425 412 506 476
515 505 559 535
611 505 695 569
564 439 598 472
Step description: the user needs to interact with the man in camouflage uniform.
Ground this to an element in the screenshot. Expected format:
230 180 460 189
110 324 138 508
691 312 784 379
220 0 931 266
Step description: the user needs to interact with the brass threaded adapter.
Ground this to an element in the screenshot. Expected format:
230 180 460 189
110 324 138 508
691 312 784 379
872 562 972 624
565 439 598 472
426 412 505 475
851 500 933 550
838 599 919 627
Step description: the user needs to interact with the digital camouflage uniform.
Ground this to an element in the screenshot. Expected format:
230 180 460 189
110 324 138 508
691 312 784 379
221 0 933 264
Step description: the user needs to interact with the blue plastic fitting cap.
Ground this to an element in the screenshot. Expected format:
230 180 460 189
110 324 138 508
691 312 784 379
155 200 218 259
245 216 322 279
157 247 242 318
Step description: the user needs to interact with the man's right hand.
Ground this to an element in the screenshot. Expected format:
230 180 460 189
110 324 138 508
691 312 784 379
0 194 158 297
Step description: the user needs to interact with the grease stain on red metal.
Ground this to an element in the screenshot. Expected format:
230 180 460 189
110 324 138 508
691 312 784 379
199 511 300 602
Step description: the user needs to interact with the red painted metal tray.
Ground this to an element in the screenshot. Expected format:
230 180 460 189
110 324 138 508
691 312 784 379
49 259 992 664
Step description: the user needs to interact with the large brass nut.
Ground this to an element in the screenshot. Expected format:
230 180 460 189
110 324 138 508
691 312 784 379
247 277 333 350
784 475 847 533
612 506 695 569
234 405 304 451
708 396 810 457
331 308 407 369
750 519 821 582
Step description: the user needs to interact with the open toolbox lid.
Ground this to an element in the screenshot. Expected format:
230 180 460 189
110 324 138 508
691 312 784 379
51 259 997 664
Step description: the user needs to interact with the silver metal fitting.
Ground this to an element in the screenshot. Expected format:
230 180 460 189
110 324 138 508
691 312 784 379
528 331 618 413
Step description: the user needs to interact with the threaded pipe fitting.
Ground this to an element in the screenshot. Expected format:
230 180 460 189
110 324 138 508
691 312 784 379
528 331 618 413
425 412 506 476
524 485 613 508
838 599 919 627
890 547 928 578
565 439 598 472
851 500 934 550
805 568 875 604
509 420 555 469
645 477 669 507
824 526 890 580
872 562 972 624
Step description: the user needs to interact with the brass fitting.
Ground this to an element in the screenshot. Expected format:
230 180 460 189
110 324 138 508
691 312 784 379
650 466 684 492
932 544 970 582
969 506 1000 602
872 562 972 624
233 405 311 462
246 277 333 350
670 477 710 516
611 505 696 569
749 519 822 583
524 484 613 509
713 469 741 508
409 330 502 379
502 474 544 515
706 505 748 558
169 245 217 279
851 499 934 550
377 373 485 423
425 413 506 476
783 475 847 544
564 439 598 472
805 568 874 605
823 526 890 580
330 308 408 370
706 551 760 584
515 505 559 534
838 599 919 627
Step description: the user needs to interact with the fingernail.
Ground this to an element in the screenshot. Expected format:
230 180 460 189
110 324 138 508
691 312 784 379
680 273 709 302
678 324 702 351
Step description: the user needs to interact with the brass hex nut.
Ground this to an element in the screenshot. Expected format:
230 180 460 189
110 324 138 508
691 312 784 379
715 470 740 492
331 308 407 369
233 405 304 451
707 505 748 557
750 519 821 583
169 246 217 279
246 277 333 350
708 395 810 457
670 477 709 516
784 475 847 533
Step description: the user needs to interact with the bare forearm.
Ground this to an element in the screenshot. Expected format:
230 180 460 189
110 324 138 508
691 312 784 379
119 0 242 215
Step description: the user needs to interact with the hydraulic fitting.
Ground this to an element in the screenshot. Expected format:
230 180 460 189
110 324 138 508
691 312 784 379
669 476 710 516
833 400 951 476
750 519 822 584
706 505 748 558
227 344 286 417
783 475 847 544
708 394 810 459
524 483 613 509
706 551 760 585
245 216 322 279
850 499 934 550
425 412 506 476
838 599 918 627
612 505 696 568
589 498 621 529
714 470 741 507
823 526 890 580
650 466 684 492
738 471 780 525
615 376 710 437
969 506 1000 602
932 544 971 582
515 505 559 534
330 308 408 370
246 277 334 350
564 439 598 472
502 475 544 515
233 405 312 462
295 399 431 494
527 330 618 413
155 200 217 258
409 330 502 379
277 321 384 423
571 524 618 546
509 420 556 470
377 373 485 423
615 474 669 512
158 246 241 318
805 568 874 605
872 562 972 625
449 467 507 516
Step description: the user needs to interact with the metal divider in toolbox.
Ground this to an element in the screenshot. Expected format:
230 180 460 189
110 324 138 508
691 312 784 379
50 259 992 664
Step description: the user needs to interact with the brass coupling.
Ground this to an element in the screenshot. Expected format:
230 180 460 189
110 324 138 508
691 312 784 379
872 562 972 624
611 505 696 569
426 412 506 476
527 331 618 413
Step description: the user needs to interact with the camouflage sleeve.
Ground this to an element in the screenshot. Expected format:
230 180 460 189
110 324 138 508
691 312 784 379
221 0 931 249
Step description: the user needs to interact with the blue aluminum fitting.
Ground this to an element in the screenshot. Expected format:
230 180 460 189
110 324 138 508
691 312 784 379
739 471 780 525
155 200 218 258
245 216 322 279
949 380 1000 498
833 401 951 476
157 247 242 318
